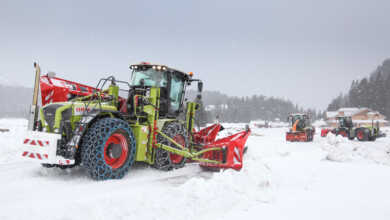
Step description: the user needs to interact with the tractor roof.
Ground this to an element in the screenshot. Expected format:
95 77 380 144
336 116 352 119
130 62 193 80
289 113 308 117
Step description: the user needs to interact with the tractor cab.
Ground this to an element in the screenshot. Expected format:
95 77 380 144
336 116 353 129
129 63 201 118
288 113 311 131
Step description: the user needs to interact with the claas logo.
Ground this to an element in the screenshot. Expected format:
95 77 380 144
75 107 92 112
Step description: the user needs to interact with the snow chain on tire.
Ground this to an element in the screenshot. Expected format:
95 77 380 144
80 118 136 180
154 121 188 171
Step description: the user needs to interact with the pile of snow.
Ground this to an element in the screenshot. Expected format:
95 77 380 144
322 133 390 165
0 118 28 164
312 119 327 127
1 119 390 219
176 161 272 219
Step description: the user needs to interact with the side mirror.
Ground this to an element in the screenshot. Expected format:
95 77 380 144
198 81 203 92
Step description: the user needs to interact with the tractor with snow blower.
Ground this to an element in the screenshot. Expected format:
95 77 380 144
286 113 315 142
321 116 385 141
20 62 251 180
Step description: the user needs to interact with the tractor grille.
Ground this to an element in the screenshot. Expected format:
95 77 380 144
43 104 63 131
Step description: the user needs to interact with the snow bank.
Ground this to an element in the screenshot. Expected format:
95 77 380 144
1 119 390 219
0 118 27 164
322 133 390 165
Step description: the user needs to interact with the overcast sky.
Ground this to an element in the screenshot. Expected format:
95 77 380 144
1 0 389 110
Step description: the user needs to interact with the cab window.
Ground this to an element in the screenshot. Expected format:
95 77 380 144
170 73 184 112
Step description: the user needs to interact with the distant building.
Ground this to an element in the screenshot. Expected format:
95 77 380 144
325 108 388 127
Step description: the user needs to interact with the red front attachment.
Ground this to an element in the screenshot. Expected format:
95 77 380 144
40 75 97 105
286 131 308 142
321 128 331 137
199 127 251 171
193 124 222 144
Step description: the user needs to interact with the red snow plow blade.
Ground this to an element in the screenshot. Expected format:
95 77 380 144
40 75 97 105
286 131 309 142
193 123 223 144
197 125 251 171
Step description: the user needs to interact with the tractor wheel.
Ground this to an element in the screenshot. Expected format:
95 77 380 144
306 130 313 142
356 128 369 142
80 118 136 180
337 129 348 137
154 121 188 171
369 134 377 141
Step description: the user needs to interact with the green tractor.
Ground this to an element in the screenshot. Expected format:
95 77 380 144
321 116 385 141
20 62 251 180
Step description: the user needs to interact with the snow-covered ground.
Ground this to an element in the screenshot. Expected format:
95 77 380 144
1 119 390 220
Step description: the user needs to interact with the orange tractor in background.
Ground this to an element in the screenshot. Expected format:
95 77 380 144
286 113 315 142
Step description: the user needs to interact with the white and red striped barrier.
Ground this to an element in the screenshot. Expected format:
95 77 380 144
20 131 75 165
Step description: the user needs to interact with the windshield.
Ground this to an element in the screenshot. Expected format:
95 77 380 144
291 115 302 124
339 117 352 127
339 119 345 127
291 115 310 125
131 69 168 87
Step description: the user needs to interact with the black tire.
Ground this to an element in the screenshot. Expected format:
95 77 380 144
369 134 377 141
154 121 188 171
369 128 378 141
306 130 313 142
80 118 136 180
356 128 369 142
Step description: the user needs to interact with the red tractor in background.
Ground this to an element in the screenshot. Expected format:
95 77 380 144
286 113 315 142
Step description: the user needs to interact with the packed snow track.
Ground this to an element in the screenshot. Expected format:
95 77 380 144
1 119 390 220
